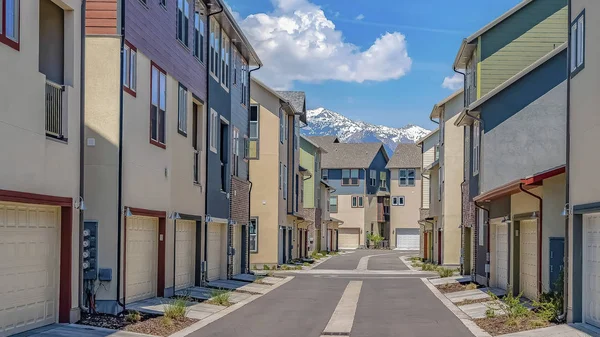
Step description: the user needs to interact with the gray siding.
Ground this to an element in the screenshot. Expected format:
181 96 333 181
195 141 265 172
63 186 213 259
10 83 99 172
480 50 567 193
231 49 250 180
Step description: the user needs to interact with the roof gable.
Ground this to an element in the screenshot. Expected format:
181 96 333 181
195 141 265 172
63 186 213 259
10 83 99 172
386 143 421 169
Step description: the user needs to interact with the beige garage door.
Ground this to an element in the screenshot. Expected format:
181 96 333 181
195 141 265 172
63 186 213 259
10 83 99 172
126 216 158 303
175 220 196 290
495 223 509 290
338 228 360 249
232 225 242 276
207 223 223 281
0 202 59 336
520 220 538 300
584 213 600 328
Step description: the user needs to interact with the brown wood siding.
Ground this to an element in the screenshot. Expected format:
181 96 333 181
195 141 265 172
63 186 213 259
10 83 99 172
86 0 118 35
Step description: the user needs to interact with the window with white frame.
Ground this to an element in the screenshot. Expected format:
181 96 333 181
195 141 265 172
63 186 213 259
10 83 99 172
209 109 218 153
478 208 485 246
283 165 288 200
232 48 238 85
295 121 299 150
330 196 338 213
279 110 285 143
322 169 328 181
232 127 240 176
392 196 405 206
279 162 282 190
246 105 259 159
473 121 480 176
399 169 416 186
123 42 137 94
241 58 248 105
221 31 230 89
342 169 359 185
249 218 258 253
178 83 187 134
209 18 220 78
0 0 19 48
351 195 364 208
370 170 376 186
193 11 205 62
177 0 189 46
379 171 387 190
151 64 167 146
571 11 585 75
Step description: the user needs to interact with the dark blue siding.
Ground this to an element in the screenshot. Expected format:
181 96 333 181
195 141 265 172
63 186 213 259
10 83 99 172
327 169 365 196
367 149 389 195
231 51 249 180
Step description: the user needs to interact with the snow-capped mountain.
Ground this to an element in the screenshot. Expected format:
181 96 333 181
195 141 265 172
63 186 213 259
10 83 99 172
302 107 431 154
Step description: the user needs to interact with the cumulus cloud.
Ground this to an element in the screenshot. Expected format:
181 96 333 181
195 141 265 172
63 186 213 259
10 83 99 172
239 0 412 89
355 14 365 20
442 73 463 90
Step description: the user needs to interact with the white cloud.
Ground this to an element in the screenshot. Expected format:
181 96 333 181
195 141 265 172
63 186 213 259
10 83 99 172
355 14 365 21
239 0 412 89
442 73 463 90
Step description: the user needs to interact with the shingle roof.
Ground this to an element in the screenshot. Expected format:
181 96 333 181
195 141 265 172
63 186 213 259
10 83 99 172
386 143 422 169
277 91 306 114
308 136 339 147
319 142 386 169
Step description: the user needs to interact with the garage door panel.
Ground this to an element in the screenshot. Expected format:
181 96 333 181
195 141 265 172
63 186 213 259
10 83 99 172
338 228 359 249
520 220 537 300
207 223 222 281
584 214 600 327
175 220 195 290
126 216 158 303
396 228 420 250
496 223 509 290
0 203 60 336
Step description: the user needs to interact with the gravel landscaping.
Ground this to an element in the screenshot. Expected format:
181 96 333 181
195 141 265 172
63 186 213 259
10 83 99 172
474 315 554 336
436 282 479 294
78 311 198 337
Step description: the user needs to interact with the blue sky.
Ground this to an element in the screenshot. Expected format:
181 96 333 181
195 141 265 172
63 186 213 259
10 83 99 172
229 0 522 130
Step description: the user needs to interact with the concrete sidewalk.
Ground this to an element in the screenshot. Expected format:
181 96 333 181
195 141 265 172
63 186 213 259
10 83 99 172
497 324 595 337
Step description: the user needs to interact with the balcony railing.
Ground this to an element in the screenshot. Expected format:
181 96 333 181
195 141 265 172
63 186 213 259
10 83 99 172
45 80 65 139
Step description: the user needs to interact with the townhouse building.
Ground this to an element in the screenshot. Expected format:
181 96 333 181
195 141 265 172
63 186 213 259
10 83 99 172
300 135 326 254
248 79 307 268
320 179 341 252
417 129 439 262
83 0 259 315
0 0 84 333
566 0 600 328
312 137 390 249
425 90 465 267
386 144 422 250
453 0 568 295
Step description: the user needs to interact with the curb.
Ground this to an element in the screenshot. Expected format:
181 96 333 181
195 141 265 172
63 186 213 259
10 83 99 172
399 255 420 271
421 277 492 337
168 276 295 337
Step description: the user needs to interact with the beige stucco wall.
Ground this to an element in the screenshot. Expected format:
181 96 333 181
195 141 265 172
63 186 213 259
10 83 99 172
320 183 331 251
567 0 600 320
422 147 434 209
249 84 283 266
429 167 440 217
335 194 366 245
0 0 83 320
389 168 422 248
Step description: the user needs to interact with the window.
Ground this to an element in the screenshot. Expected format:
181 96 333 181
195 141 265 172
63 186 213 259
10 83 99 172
279 162 283 190
0 0 19 49
151 63 167 147
233 48 238 85
370 170 376 186
193 11 205 62
392 196 405 206
342 169 359 185
399 169 416 186
283 165 288 200
209 18 220 78
321 169 328 181
478 209 485 246
232 127 240 176
250 105 259 139
178 84 187 135
330 196 338 213
473 121 480 176
209 109 218 153
159 0 166 7
123 42 137 95
279 110 285 143
294 121 299 150
192 103 200 184
439 110 444 143
379 171 387 190
177 0 190 46
571 11 585 75
221 31 230 89
246 105 259 159
219 118 229 191
249 218 258 253
241 58 248 105
352 196 364 208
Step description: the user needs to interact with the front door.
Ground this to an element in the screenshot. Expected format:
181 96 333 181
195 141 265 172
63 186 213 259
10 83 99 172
549 237 564 291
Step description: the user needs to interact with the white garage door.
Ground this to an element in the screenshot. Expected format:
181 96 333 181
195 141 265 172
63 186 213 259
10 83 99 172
126 216 158 303
0 202 59 336
232 226 242 276
584 213 600 327
207 223 223 281
495 223 509 290
396 228 420 250
338 228 360 249
175 220 196 290
520 219 538 300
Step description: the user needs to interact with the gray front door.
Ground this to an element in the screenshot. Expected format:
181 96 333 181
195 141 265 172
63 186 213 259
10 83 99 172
549 237 565 292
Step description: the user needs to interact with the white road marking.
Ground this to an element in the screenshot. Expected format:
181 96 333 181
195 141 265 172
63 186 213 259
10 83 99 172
355 253 397 270
321 281 363 336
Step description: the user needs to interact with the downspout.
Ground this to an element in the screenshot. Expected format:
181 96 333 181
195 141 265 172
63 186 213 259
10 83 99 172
203 3 224 284
115 0 127 311
519 183 543 295
474 201 490 287
560 0 572 322
453 66 467 107
79 0 88 312
247 64 260 273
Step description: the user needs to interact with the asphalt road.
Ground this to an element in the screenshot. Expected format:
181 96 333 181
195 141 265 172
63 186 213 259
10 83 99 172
188 251 474 337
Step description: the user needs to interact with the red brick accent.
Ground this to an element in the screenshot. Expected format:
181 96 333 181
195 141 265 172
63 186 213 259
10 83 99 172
230 177 250 225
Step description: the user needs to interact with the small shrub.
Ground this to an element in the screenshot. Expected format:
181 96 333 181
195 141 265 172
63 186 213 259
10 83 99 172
126 310 141 323
163 297 188 320
263 264 270 270
294 265 303 270
209 289 232 306
485 307 496 318
410 256 422 262
486 287 529 320
437 267 455 278
281 265 290 270
421 263 438 271
465 283 478 290
529 318 547 328
303 262 311 266
161 316 173 328
251 265 257 270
